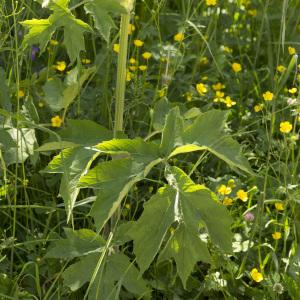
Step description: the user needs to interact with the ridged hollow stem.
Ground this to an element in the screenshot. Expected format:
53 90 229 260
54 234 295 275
114 13 130 137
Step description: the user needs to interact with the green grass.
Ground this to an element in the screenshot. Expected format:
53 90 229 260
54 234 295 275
0 0 300 299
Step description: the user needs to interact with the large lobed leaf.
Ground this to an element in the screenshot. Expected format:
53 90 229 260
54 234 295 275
160 108 252 174
129 166 233 288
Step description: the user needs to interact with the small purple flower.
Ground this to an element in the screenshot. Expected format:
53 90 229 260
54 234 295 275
31 46 40 60
244 212 254 222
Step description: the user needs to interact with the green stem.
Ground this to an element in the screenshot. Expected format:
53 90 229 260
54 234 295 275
114 13 130 137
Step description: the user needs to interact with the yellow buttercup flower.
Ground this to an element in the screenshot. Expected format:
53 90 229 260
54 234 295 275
134 39 144 47
280 121 293 133
206 0 217 6
212 82 225 91
272 232 282 240
248 9 257 17
129 58 136 64
250 268 263 282
213 91 225 102
18 90 25 98
254 103 263 112
81 58 91 64
185 92 193 102
113 43 120 53
128 24 135 34
142 52 152 60
51 115 63 128
276 65 286 73
232 62 242 73
139 65 147 71
262 91 273 101
218 185 232 195
196 83 207 95
158 89 166 98
288 87 297 94
223 197 233 206
275 202 284 211
227 179 235 188
126 70 133 81
55 61 66 72
223 46 233 53
174 32 185 42
50 39 58 46
288 46 296 55
223 96 236 107
236 189 248 202
129 66 137 71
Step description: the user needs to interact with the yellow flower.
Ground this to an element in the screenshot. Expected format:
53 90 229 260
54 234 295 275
262 91 273 101
55 61 66 72
129 66 137 71
142 52 152 60
206 0 217 6
212 82 225 91
280 121 293 133
274 202 284 211
128 24 135 34
113 43 120 53
51 115 63 128
288 87 297 94
129 58 136 64
213 91 225 102
139 65 147 71
186 92 193 102
276 65 286 73
223 197 233 206
248 9 257 17
81 58 91 64
134 39 144 47
236 189 248 202
125 203 131 209
218 185 232 195
227 179 235 188
288 46 296 55
223 46 233 53
174 32 185 42
196 83 207 95
232 62 242 73
272 231 282 240
254 103 263 112
126 70 133 81
50 39 58 46
223 96 236 107
158 89 166 97
200 57 209 65
18 90 25 98
250 268 263 282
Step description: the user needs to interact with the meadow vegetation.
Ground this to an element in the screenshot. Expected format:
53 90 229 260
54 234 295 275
0 0 300 299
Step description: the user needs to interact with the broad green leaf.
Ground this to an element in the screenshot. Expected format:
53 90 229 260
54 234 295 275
158 223 211 288
59 119 112 146
43 78 64 111
129 166 232 285
167 166 233 253
128 187 175 274
0 68 11 111
160 107 184 156
21 0 91 63
46 228 105 259
63 252 149 298
20 19 55 51
44 147 98 222
79 156 161 230
167 109 252 174
63 253 99 291
152 98 173 131
4 127 36 165
96 138 160 163
84 0 126 42
43 67 96 112
0 129 16 149
79 138 161 229
36 141 78 151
